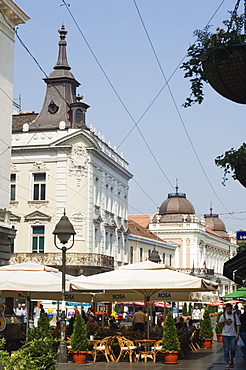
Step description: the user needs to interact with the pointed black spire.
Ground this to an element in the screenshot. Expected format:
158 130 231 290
54 25 71 70
175 179 179 195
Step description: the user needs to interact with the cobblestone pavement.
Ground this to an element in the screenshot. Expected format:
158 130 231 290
56 342 246 370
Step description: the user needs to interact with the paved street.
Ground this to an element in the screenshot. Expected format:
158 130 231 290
56 342 246 370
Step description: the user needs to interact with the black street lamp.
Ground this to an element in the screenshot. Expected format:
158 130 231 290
53 211 76 363
148 248 161 263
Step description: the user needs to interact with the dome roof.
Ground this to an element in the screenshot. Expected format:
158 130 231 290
204 213 228 237
159 192 195 215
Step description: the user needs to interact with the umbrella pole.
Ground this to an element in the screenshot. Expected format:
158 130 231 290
26 295 30 340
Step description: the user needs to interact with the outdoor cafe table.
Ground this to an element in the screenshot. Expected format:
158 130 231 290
134 339 156 362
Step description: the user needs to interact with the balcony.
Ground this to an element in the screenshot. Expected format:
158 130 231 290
10 252 114 276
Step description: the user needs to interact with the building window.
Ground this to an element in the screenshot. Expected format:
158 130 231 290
130 246 134 264
148 249 151 259
32 226 44 253
169 254 172 266
33 173 46 200
10 174 16 201
95 228 99 250
140 247 143 262
162 253 166 264
10 238 14 253
75 109 83 124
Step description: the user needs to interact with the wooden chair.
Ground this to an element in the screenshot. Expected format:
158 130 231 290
151 339 163 362
91 336 115 362
115 336 137 363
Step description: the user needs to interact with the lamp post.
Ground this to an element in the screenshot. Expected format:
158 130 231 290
53 211 76 363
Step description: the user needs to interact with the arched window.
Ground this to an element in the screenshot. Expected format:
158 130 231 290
75 109 83 123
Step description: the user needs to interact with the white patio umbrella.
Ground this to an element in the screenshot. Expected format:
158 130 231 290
70 260 219 338
70 260 218 294
0 262 93 332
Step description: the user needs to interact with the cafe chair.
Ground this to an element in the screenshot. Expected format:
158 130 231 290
151 339 163 362
92 336 115 362
115 336 137 363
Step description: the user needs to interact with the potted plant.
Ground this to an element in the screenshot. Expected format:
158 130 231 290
70 313 89 364
162 311 180 363
215 143 246 188
215 311 223 342
199 309 214 348
181 9 246 107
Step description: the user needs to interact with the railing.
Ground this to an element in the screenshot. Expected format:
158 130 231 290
10 252 114 269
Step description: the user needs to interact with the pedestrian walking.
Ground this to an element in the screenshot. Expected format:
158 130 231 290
15 303 24 323
192 305 201 328
219 303 241 369
239 305 246 361
172 303 178 320
33 304 41 327
132 307 146 332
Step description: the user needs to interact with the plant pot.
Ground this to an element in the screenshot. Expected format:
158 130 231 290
203 44 246 104
216 334 223 342
163 351 179 364
72 351 87 364
201 339 213 348
235 165 246 188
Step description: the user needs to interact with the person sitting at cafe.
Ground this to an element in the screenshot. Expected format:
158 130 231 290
175 316 184 330
132 307 146 332
109 318 118 329
153 318 164 334
86 316 98 336
187 319 196 333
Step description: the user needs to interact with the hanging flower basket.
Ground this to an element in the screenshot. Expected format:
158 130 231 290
234 165 246 187
203 44 246 104
181 8 246 107
215 143 246 187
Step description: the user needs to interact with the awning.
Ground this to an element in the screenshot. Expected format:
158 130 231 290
223 250 246 285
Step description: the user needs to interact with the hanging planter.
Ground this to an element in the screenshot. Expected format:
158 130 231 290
203 44 246 104
215 143 246 188
181 2 246 107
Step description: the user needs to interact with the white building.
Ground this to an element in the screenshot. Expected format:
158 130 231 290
0 0 29 264
10 26 132 275
130 188 237 296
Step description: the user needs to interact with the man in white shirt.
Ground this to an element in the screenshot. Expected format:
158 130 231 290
33 304 41 327
15 304 24 322
219 303 241 369
192 306 201 328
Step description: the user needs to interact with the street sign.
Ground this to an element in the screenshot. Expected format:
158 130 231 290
237 231 246 242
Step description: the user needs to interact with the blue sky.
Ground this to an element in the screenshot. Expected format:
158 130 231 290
14 0 246 232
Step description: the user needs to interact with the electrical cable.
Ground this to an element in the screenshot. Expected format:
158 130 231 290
133 0 241 219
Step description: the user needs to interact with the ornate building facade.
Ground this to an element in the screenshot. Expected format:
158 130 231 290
130 188 237 296
0 1 29 265
10 26 132 275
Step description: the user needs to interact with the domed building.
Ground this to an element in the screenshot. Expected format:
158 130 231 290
130 187 237 297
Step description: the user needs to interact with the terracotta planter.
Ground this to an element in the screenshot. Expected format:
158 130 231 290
216 334 223 342
203 44 246 104
201 339 213 348
163 351 179 364
235 165 246 188
72 351 87 364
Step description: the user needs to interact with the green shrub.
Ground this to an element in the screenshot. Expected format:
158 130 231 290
71 313 89 352
199 309 213 340
182 302 188 316
215 311 223 335
162 312 180 353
